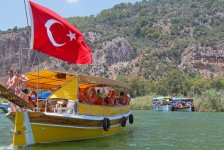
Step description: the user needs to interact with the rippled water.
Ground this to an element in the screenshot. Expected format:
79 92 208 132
0 111 224 149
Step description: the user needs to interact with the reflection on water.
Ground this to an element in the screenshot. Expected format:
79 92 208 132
0 111 224 150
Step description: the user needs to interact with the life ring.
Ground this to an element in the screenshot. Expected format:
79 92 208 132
28 91 38 105
129 114 134 124
102 117 110 131
85 87 97 104
108 89 116 105
121 116 126 127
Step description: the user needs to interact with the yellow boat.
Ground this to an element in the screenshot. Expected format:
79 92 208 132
3 70 133 147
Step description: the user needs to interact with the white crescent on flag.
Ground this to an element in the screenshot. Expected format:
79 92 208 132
45 19 66 47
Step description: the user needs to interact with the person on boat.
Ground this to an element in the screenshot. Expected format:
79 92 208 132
103 96 109 105
124 93 130 105
6 70 15 111
55 100 67 114
182 102 186 106
94 89 103 105
6 70 15 93
115 98 123 106
16 70 29 94
78 88 86 103
118 91 126 105
176 102 183 108
6 70 22 112
126 93 131 104
56 100 67 108
107 89 116 106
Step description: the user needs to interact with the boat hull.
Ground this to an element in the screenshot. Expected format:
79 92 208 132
31 123 123 143
7 111 130 147
174 106 192 112
153 105 173 112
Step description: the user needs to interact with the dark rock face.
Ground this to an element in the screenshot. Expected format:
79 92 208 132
180 43 224 77
93 37 135 65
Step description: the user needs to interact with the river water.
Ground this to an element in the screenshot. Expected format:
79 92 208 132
0 110 223 150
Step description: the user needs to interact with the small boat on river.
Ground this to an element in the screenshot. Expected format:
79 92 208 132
172 97 194 112
152 97 173 112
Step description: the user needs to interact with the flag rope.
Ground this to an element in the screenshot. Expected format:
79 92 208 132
24 0 30 27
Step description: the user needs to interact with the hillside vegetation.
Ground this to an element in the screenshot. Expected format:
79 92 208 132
68 0 224 79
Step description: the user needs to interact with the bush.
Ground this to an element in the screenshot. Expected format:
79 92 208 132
193 89 224 112
130 95 155 110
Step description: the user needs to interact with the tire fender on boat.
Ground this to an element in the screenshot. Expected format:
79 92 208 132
102 118 110 131
129 114 134 124
121 116 126 127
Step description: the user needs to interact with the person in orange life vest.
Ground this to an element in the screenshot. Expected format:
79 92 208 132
78 88 86 103
107 89 116 106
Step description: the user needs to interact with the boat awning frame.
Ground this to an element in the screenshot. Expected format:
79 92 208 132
25 70 130 90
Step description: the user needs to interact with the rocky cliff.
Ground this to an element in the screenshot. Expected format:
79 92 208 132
0 29 137 78
180 43 224 78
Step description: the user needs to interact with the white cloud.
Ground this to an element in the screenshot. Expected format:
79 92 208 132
66 0 80 4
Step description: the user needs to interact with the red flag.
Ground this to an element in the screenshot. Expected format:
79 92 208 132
28 0 92 64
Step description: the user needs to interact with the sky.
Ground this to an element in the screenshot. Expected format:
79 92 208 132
0 0 140 31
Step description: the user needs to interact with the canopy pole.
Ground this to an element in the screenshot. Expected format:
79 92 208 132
76 77 80 114
36 52 40 110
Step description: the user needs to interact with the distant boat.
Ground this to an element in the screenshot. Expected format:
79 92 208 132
0 103 10 114
152 97 173 112
172 97 194 112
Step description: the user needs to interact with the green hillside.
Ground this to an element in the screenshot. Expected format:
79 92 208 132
68 0 224 79
69 0 224 111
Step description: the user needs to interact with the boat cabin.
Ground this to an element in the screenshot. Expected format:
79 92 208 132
172 97 194 112
9 70 131 116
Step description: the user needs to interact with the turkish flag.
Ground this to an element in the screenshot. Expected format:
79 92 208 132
28 0 92 64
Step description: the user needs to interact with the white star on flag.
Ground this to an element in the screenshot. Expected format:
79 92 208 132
67 31 76 41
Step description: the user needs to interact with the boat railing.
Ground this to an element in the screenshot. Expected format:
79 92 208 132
52 100 78 114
